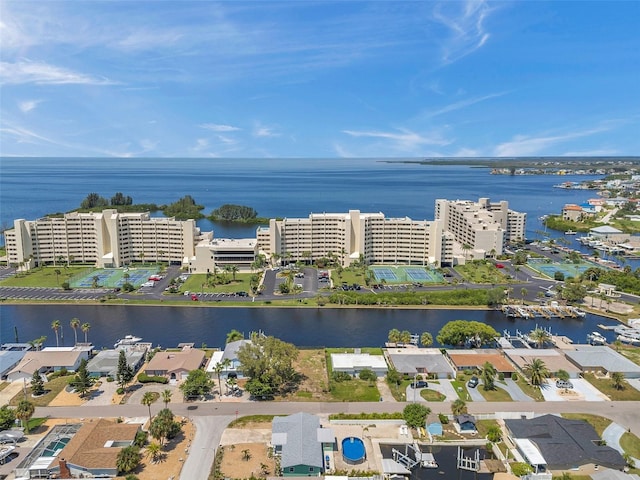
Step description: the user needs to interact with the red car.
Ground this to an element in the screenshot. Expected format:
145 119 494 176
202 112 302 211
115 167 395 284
495 263 504 268
191 294 199 301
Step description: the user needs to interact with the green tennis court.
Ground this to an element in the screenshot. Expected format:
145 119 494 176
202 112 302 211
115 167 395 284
527 259 593 279
370 265 444 284
70 267 160 288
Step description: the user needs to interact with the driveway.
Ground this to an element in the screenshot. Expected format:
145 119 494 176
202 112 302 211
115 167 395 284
84 378 120 406
540 378 608 402
466 382 486 402
498 379 533 402
602 422 640 467
181 415 234 480
405 380 459 402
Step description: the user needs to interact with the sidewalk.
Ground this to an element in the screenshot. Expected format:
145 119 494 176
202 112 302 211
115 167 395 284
602 422 640 466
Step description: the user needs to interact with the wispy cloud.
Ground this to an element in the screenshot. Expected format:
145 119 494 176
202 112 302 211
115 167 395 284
433 0 492 64
494 125 613 157
253 123 279 138
18 99 42 113
421 91 507 118
343 128 451 151
0 60 116 85
200 123 241 132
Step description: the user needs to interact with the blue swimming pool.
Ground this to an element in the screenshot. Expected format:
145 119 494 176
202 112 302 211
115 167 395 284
342 437 366 464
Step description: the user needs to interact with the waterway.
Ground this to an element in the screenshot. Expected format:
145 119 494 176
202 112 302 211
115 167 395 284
0 304 620 350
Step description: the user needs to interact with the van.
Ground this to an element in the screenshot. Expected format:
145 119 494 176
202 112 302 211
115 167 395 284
467 376 479 388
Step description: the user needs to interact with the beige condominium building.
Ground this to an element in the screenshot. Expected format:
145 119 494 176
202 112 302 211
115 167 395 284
435 197 526 259
4 209 205 270
256 210 454 268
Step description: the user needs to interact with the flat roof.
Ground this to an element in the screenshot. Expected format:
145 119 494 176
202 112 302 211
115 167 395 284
515 438 546 465
331 353 387 370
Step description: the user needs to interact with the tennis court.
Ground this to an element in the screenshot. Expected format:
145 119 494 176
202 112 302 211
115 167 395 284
527 259 592 279
370 266 444 284
70 267 159 288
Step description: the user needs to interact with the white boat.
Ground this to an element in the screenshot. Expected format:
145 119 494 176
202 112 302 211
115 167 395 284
618 335 640 347
571 307 586 317
114 335 143 348
587 332 607 345
420 452 438 468
564 230 577 235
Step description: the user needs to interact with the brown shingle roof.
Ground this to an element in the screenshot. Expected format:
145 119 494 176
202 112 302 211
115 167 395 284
145 347 205 375
59 419 139 470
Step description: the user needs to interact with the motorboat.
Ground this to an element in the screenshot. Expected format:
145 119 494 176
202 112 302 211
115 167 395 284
587 332 607 345
114 335 143 348
564 230 577 235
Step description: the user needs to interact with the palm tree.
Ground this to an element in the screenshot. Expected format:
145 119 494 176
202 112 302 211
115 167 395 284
611 371 625 391
142 392 155 424
161 389 172 408
420 332 433 348
81 323 91 343
212 362 224 399
523 358 550 387
528 328 551 349
230 264 239 282
16 400 35 434
451 399 467 416
520 287 528 305
70 318 80 345
54 269 61 286
51 320 61 347
388 329 401 345
146 441 163 464
481 361 497 391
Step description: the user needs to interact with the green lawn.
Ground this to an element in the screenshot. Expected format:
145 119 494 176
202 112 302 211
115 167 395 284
450 380 472 401
180 272 258 294
478 385 513 402
420 389 446 402
583 373 640 401
388 379 411 402
618 345 640 366
331 268 368 286
454 261 510 284
0 266 94 288
514 375 545 401
561 413 612 437
9 375 75 407
330 379 380 401
620 431 640 458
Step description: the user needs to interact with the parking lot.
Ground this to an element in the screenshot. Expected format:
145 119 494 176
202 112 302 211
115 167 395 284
0 286 109 301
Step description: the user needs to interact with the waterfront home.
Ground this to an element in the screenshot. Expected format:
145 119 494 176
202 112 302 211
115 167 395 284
206 339 252 379
445 349 517 378
87 345 148 378
271 412 335 477
589 226 629 244
564 345 640 379
0 350 27 380
330 352 388 378
503 348 581 379
505 414 625 471
385 348 455 379
144 345 206 382
562 204 585 222
6 346 92 382
55 419 140 478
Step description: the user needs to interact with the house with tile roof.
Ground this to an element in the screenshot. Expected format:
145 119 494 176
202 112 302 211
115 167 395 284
145 345 206 381
445 349 517 378
271 412 335 477
6 347 91 382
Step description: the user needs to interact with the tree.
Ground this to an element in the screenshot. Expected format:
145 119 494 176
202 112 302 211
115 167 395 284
611 371 625 390
0 405 16 431
556 369 571 392
180 369 213 399
399 330 412 345
403 403 430 429
51 319 61 347
116 350 134 392
436 320 499 347
242 449 252 461
523 358 550 387
31 369 45 396
481 361 496 391
146 441 163 464
520 287 528 304
358 369 377 382
16 400 35 434
70 317 80 345
238 335 299 396
528 327 551 349
54 269 61 286
226 329 244 344
420 332 433 348
149 408 181 445
387 329 401 345
116 446 141 474
72 359 92 398
451 399 467 416
230 264 239 282
486 425 502 443
81 322 91 343
142 392 155 424
161 389 172 408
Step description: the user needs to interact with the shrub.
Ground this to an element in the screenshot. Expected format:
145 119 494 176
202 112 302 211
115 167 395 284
358 369 377 382
332 371 352 382
138 372 169 384
106 376 114 382
438 413 449 424
498 372 505 381
117 387 125 395
133 430 148 448
512 373 518 381
511 462 533 476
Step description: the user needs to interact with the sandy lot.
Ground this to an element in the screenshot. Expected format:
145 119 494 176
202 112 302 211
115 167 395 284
219 442 277 478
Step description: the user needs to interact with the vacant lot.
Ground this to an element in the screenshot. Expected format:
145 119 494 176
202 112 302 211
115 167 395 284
289 349 329 401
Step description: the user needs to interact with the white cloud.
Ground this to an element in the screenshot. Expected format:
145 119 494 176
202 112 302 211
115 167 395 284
191 138 209 152
433 0 493 64
422 91 507 118
200 123 241 132
18 99 42 113
343 128 451 151
253 123 279 138
494 125 612 157
0 60 116 85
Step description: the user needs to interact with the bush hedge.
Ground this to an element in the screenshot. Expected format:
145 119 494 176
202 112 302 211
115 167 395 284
137 372 168 384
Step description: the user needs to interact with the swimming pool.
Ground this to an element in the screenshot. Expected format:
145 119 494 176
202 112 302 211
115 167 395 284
342 437 366 464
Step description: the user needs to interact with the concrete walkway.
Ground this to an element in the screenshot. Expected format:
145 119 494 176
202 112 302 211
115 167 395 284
602 422 640 467
377 378 396 402
0 381 25 406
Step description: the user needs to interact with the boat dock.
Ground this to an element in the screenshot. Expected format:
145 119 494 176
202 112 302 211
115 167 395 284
501 305 586 319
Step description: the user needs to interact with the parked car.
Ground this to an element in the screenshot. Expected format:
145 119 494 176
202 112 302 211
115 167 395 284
190 294 199 301
410 380 428 389
467 376 479 388
495 263 504 268
556 380 573 389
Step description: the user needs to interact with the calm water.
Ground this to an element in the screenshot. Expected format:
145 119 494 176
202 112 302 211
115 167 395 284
0 304 619 350
0 157 601 238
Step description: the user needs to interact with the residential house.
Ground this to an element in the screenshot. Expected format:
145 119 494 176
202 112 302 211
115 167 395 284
503 348 581 379
271 412 335 477
505 414 626 472
0 350 27 380
208 339 252 379
562 204 585 222
445 349 516 378
55 419 140 478
564 345 640 379
6 346 92 382
87 345 148 378
145 345 206 381
385 348 455 379
455 414 477 432
330 352 388 378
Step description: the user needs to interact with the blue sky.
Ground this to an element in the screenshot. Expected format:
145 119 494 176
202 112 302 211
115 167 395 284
1 1 639 158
